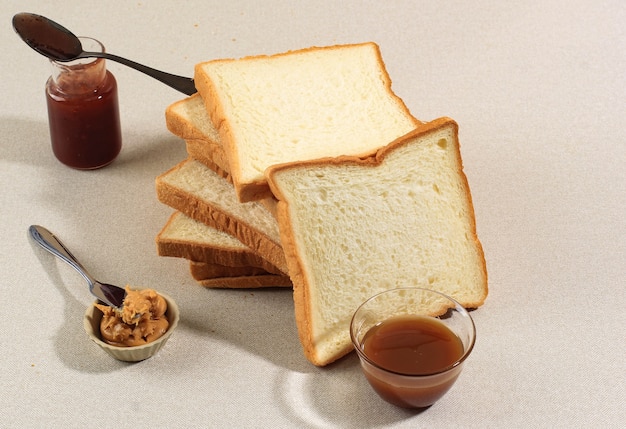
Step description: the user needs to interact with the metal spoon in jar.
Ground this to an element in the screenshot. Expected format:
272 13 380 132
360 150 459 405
12 12 197 95
29 225 127 310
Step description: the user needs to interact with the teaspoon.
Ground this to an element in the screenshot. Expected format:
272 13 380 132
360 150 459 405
29 225 127 310
12 12 197 95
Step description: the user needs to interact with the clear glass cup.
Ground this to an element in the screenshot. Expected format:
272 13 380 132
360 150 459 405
350 287 476 408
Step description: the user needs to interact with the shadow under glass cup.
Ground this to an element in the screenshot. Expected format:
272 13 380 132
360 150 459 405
350 287 476 409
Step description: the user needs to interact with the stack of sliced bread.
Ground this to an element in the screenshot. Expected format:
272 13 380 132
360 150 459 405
156 93 290 288
155 42 488 366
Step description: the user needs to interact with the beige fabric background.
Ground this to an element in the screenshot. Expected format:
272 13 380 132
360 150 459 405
1 1 624 427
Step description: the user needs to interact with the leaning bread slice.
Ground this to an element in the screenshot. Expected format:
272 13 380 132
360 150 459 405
195 42 421 202
266 118 488 366
156 211 283 274
156 159 288 273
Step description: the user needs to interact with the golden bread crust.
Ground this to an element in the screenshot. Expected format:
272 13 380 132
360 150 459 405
155 161 289 274
267 118 487 366
194 42 421 203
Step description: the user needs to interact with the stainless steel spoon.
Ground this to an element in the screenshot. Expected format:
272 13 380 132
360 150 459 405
12 12 197 95
29 225 126 310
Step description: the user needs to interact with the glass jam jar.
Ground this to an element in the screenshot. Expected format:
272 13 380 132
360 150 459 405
45 37 121 169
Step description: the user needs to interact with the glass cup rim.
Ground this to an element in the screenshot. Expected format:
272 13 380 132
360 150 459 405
350 287 476 377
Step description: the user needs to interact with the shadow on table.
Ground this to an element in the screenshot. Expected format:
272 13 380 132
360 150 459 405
27 234 127 373
0 117 52 166
176 285 307 368
13 114 187 372
178 286 426 427
272 354 426 428
0 116 184 170
10 117 431 425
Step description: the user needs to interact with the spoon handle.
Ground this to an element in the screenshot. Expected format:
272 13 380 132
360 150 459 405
29 225 126 309
29 225 98 288
84 51 197 95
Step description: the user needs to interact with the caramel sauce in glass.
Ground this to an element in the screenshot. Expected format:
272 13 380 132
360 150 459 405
360 315 465 408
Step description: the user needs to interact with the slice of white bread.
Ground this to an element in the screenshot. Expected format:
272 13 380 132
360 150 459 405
155 159 288 273
166 96 279 216
193 273 292 289
185 138 231 181
156 211 282 274
162 95 280 277
188 260 274 279
194 42 422 202
188 261 291 288
166 94 233 177
156 212 291 288
266 117 488 366
166 93 221 144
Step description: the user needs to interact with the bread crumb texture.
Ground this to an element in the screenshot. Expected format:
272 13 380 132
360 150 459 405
194 43 419 200
268 119 487 365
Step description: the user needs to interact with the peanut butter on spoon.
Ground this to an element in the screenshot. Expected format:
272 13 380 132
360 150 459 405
96 286 169 347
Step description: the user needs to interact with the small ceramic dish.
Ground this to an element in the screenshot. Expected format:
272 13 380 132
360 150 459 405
83 292 179 362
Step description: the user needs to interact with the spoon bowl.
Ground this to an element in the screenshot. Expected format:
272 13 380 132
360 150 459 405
29 225 127 310
13 12 197 95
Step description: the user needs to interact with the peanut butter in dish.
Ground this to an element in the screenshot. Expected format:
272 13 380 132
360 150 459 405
95 286 169 347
